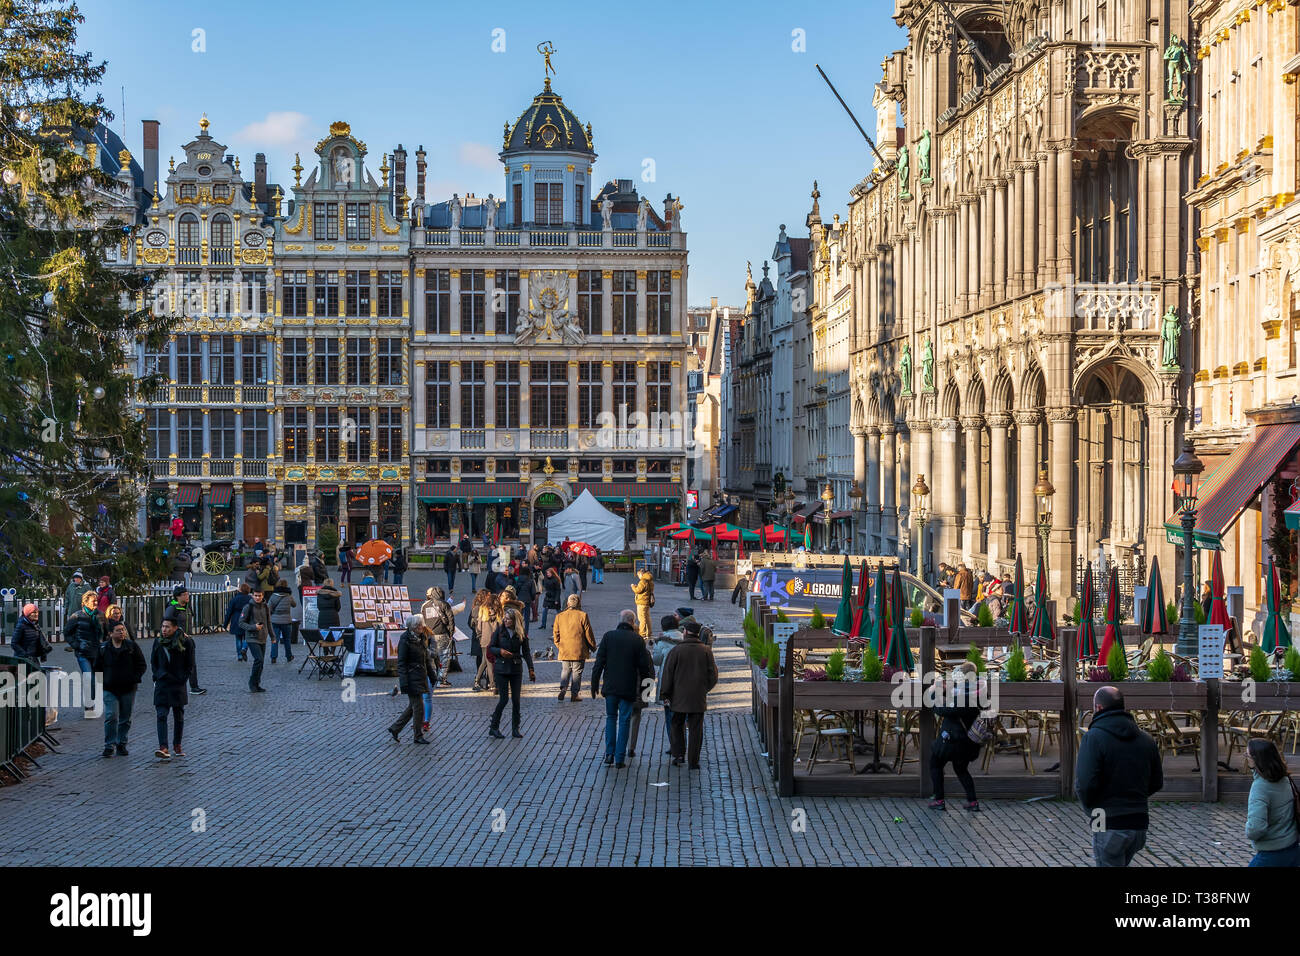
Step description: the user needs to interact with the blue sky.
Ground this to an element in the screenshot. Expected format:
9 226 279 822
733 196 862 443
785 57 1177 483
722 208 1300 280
79 0 905 304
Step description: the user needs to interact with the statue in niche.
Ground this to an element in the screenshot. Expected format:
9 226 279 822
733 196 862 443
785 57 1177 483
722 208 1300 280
917 130 933 184
450 194 462 229
636 198 648 231
1160 307 1181 369
484 194 496 229
897 144 911 199
900 343 913 395
921 337 935 392
600 197 612 229
1164 35 1191 103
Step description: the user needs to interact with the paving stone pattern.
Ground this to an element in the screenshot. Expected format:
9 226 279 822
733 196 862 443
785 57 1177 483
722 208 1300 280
0 571 1251 865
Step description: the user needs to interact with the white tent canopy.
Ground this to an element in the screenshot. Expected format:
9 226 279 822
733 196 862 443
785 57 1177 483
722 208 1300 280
545 490 625 552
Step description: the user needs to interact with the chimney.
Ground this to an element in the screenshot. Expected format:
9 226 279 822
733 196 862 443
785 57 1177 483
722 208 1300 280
254 153 267 205
415 145 427 203
393 144 407 215
142 119 159 196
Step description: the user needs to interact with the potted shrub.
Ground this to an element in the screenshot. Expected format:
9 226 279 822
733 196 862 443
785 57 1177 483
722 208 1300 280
317 522 339 566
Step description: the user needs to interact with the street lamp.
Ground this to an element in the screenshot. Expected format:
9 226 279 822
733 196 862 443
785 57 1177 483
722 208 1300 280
821 482 834 553
1173 438 1205 658
1034 470 1055 598
849 480 863 556
624 495 633 551
911 473 930 580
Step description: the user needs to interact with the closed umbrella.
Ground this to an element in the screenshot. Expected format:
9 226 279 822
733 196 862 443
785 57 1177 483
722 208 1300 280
1097 566 1124 664
849 560 871 640
1028 555 1054 645
831 555 854 635
1140 556 1169 636
1077 565 1099 660
869 567 889 658
886 566 915 671
1007 554 1028 634
1208 549 1235 650
1262 555 1292 653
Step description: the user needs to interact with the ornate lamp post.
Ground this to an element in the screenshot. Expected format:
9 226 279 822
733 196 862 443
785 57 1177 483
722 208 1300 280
783 488 796 552
848 481 863 555
1173 439 1205 658
821 482 834 553
911 474 930 580
1034 470 1055 597
624 495 633 551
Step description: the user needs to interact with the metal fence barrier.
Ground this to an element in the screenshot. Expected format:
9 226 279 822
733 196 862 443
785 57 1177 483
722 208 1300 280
0 654 54 781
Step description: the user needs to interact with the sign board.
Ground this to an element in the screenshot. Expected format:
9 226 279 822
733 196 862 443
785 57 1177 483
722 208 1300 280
686 490 699 509
1198 624 1225 680
349 585 412 629
748 567 870 619
772 622 799 657
943 589 962 628
301 585 320 631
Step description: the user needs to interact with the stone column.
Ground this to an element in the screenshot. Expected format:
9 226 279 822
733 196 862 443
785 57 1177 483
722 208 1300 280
601 360 614 420
450 360 462 428
911 422 932 573
993 179 1007 302
1042 153 1056 285
635 270 647 336
1014 410 1041 562
865 425 881 551
1011 167 1026 297
852 425 869 551
980 183 994 307
1055 145 1073 278
880 424 897 553
937 211 949 320
484 360 497 430
449 270 462 336
936 418 961 560
1048 407 1076 599
986 412 1013 564
1022 163 1037 291
413 267 426 335
955 202 967 311
896 426 911 555
567 360 579 437
961 416 984 558
967 199 980 313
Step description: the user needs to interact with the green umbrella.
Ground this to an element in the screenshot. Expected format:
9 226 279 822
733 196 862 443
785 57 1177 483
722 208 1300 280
831 555 854 635
1077 565 1099 660
868 567 890 657
887 566 915 671
1007 554 1028 634
1263 556 1292 653
1028 555 1054 645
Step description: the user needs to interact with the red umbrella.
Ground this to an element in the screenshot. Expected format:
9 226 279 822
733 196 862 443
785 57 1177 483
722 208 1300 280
1141 556 1169 636
1208 550 1235 648
564 541 597 557
1077 565 1099 659
848 560 870 641
1007 554 1028 634
1097 566 1123 664
355 539 393 566
655 522 686 534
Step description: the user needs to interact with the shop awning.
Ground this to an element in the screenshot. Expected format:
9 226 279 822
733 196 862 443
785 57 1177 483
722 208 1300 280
174 485 201 507
316 485 338 495
792 501 823 525
698 502 738 523
208 484 232 508
581 481 681 504
1163 422 1300 549
828 510 853 521
1285 498 1300 532
379 484 403 495
417 481 526 503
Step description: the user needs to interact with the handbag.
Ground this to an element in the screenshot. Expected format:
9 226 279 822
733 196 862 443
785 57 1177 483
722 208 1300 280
966 717 994 746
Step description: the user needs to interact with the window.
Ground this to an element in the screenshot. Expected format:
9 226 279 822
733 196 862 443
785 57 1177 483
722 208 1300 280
313 202 339 240
212 183 229 199
345 202 370 241
210 409 237 458
511 183 522 227
377 270 402 318
211 214 232 247
577 361 603 428
425 269 450 334
283 338 308 386
346 270 370 317
244 271 268 314
578 270 602 335
460 269 486 334
495 361 520 428
497 270 520 335
378 338 402 385
179 184 196 200
612 361 636 418
426 361 451 429
345 406 371 460
178 214 200 249
148 409 170 458
647 362 671 418
242 408 268 459
177 271 202 316
461 360 486 428
283 407 308 463
241 335 268 384
529 361 568 428
208 334 235 384
612 270 636 334
346 337 372 385
314 271 340 317
647 270 672 335
208 272 234 315
176 408 204 458
314 406 340 461
534 182 563 225
283 271 308 317
377 407 401 461
314 337 340 385
176 334 203 384
574 183 584 225
144 343 168 378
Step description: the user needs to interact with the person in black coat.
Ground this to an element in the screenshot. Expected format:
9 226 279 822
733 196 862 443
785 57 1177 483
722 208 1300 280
315 578 343 630
590 610 654 768
98 620 147 757
928 661 984 812
151 619 193 760
488 606 535 739
63 592 102 710
163 585 205 695
11 604 50 664
386 617 438 745
512 568 537 626
443 547 460 596
224 583 254 661
684 551 700 600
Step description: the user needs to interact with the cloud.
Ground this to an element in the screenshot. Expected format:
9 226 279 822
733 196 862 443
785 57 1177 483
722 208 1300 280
458 142 501 171
234 111 313 148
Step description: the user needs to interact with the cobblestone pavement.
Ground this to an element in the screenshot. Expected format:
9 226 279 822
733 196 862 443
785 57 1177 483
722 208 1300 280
1 570 1252 865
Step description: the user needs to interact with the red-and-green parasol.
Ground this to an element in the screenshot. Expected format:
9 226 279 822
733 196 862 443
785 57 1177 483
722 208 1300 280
1077 565 1099 660
831 555 854 635
1028 555 1055 645
886 566 915 671
1097 565 1124 664
1141 556 1169 636
1262 555 1292 653
868 566 890 657
848 560 871 642
1208 549 1235 649
1007 553 1028 634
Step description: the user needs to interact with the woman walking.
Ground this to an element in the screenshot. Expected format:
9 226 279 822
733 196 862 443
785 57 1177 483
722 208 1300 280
928 662 982 812
267 579 296 663
467 548 483 593
151 619 193 760
488 599 534 739
1245 739 1300 866
386 616 438 746
539 565 562 631
470 590 498 692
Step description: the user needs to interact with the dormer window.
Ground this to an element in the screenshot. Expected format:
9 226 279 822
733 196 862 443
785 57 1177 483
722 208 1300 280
180 184 196 199
212 183 229 199
534 182 563 226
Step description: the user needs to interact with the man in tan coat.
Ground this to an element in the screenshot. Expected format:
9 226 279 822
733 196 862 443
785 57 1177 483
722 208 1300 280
631 570 655 639
552 594 596 701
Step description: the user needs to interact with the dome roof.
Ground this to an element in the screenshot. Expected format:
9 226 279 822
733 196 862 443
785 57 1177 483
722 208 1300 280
502 79 593 156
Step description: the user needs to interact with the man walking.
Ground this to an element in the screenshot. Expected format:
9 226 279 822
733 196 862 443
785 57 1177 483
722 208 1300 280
954 563 975 610
658 619 718 769
590 609 653 769
1075 685 1163 866
241 589 272 692
591 549 604 584
151 619 192 760
698 551 717 602
224 582 253 662
164 585 205 695
553 594 596 702
684 550 700 600
11 603 51 664
443 545 460 597
99 621 146 757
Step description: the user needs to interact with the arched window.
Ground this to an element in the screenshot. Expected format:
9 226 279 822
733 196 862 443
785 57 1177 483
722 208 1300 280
211 214 232 247
178 213 200 246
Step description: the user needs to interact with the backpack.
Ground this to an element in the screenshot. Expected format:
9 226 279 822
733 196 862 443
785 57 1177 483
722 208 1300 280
966 717 994 745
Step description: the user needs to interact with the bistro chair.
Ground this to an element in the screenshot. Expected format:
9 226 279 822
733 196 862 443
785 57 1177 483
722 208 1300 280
807 711 856 775
981 711 1035 774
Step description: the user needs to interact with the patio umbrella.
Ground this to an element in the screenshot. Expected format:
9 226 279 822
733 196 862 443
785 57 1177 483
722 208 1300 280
1077 565 1099 660
762 524 789 544
669 528 713 541
886 566 915 671
1140 556 1169 636
831 555 854 635
1007 554 1028 634
654 522 686 534
355 539 394 566
1207 549 1235 649
1028 555 1055 645
1262 555 1292 653
849 560 871 640
868 567 890 657
564 541 597 558
1097 566 1124 664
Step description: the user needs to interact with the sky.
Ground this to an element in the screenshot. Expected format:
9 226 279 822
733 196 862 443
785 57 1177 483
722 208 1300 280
77 0 906 305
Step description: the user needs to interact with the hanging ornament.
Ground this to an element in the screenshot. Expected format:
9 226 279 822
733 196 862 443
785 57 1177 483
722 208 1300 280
2 169 18 185
43 291 54 307
92 386 106 399
18 108 31 123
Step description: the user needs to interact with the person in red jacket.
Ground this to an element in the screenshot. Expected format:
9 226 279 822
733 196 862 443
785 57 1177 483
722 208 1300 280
170 514 185 544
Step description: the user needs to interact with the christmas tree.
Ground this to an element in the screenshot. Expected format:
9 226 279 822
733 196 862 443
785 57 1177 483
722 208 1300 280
0 0 173 589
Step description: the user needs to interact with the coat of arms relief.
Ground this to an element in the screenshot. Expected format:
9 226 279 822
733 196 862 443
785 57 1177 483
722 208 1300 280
515 270 584 346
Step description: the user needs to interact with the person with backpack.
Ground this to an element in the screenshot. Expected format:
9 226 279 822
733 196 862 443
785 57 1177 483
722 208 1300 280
631 570 655 640
98 620 146 757
465 548 482 593
391 547 408 586
240 589 272 693
591 548 605 584
1245 739 1300 866
928 661 983 812
337 544 352 584
267 579 296 664
386 615 438 746
224 583 253 662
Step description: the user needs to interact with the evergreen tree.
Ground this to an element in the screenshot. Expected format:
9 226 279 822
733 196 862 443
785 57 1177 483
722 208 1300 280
0 0 172 588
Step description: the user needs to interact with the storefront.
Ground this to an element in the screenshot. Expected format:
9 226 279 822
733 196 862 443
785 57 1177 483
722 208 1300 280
147 486 171 537
209 483 234 538
243 485 269 542
379 486 402 544
317 486 339 542
346 485 371 544
417 481 527 546
175 484 203 536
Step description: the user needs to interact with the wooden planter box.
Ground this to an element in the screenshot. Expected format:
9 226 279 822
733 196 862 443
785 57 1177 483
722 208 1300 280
1219 681 1300 712
752 663 778 707
794 679 916 711
1075 680 1208 712
995 681 1067 709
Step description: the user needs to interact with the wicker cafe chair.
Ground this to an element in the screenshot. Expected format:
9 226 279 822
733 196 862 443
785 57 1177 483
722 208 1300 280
1222 711 1287 769
1154 711 1201 769
980 711 1035 774
807 711 856 774
890 709 923 774
1032 710 1061 756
